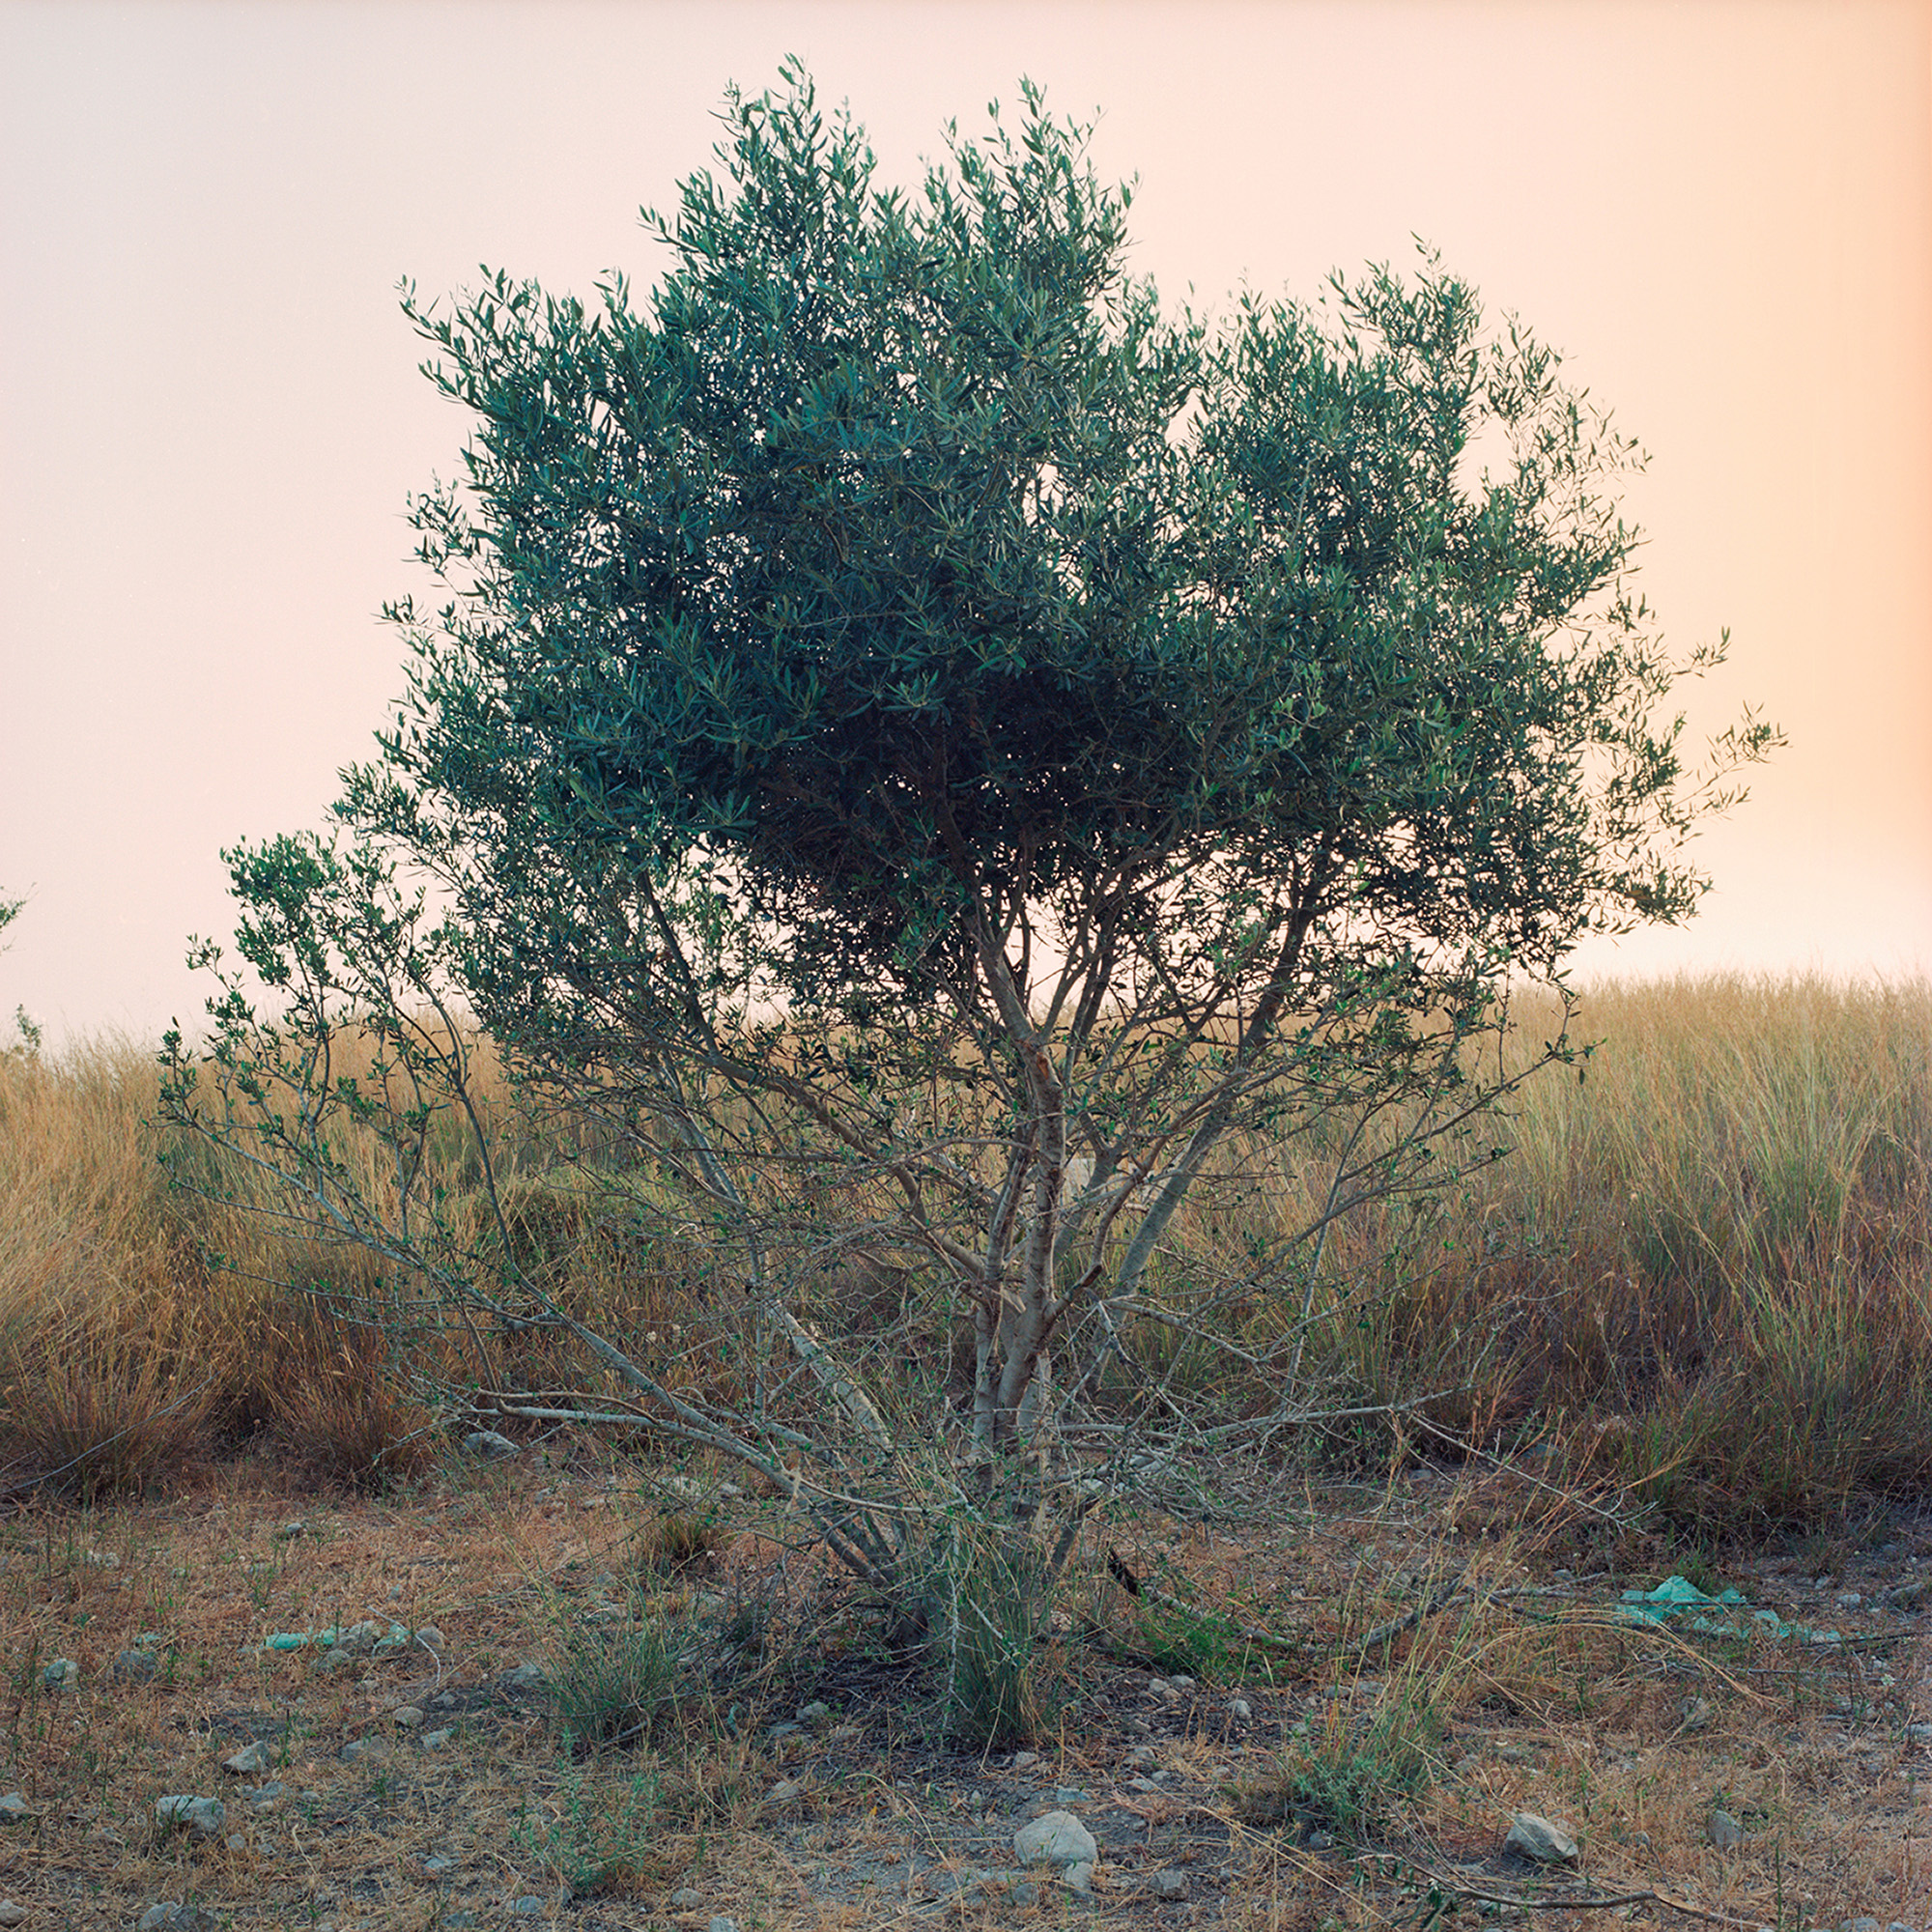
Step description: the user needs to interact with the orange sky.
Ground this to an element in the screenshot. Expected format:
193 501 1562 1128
3 1 1928 1047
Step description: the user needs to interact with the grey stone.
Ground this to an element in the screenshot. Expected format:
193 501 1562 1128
392 1706 423 1728
510 1899 544 1918
137 1908 214 1931
274 1520 307 1540
465 1430 519 1461
0 1901 24 1926
0 1794 35 1824
340 1736 390 1765
668 1890 702 1909
423 1855 456 1875
1228 1696 1253 1722
1709 1808 1746 1848
708 1918 739 1932
1066 1861 1095 1893
41 1658 77 1690
113 1649 158 1685
766 1776 806 1804
1151 1869 1190 1898
155 1796 226 1838
1844 1920 1882 1932
1014 1809 1098 1866
1503 1811 1578 1862
420 1727 454 1749
222 1743 268 1776
500 1662 546 1691
796 1700 833 1725
1009 1750 1039 1771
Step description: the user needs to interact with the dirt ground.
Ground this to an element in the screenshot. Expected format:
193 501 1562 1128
5 1445 1930 1932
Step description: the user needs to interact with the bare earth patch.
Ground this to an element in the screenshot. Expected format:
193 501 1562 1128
5 1448 1930 1931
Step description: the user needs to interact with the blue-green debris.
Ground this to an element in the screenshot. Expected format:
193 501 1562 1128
1617 1575 1840 1645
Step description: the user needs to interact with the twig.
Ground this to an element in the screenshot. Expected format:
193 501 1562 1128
1402 1864 1776 1927
1344 1564 1472 1663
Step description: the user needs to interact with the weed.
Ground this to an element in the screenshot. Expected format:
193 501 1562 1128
517 1755 668 1895
546 1598 702 1753
1238 1687 1444 1841
923 1520 1059 1747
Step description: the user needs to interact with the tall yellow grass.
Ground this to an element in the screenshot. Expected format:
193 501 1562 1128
2 972 1926 1532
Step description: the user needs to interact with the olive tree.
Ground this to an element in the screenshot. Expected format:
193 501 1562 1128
162 67 1773 1602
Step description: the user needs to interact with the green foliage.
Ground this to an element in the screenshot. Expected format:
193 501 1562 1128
516 1756 667 1896
161 62 1776 1592
1240 1688 1443 1842
923 1521 1060 1747
545 1597 701 1753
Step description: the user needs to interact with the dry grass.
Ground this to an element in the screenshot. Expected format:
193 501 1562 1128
3 1449 1930 1928
2 974 1930 1924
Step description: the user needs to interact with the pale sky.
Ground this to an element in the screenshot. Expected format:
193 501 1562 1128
3 1 1929 1049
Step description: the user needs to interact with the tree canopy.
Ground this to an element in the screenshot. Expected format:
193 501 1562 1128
166 64 1774 1604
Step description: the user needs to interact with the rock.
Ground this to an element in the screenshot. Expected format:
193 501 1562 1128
1066 1861 1095 1893
509 1900 543 1918
796 1700 833 1725
1229 1696 1253 1722
1151 1869 1190 1898
0 1794 37 1824
420 1728 455 1749
465 1430 519 1461
668 1890 702 1909
138 1908 214 1931
1844 1920 1882 1932
274 1520 307 1540
0 1905 22 1928
113 1649 158 1685
340 1736 390 1764
422 1855 455 1876
767 1776 806 1804
41 1659 78 1690
500 1662 546 1691
414 1626 444 1650
1709 1808 1747 1848
1009 1751 1039 1771
1014 1809 1098 1866
392 1707 423 1728
155 1795 226 1838
1503 1811 1578 1862
222 1744 268 1776
709 1918 739 1932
